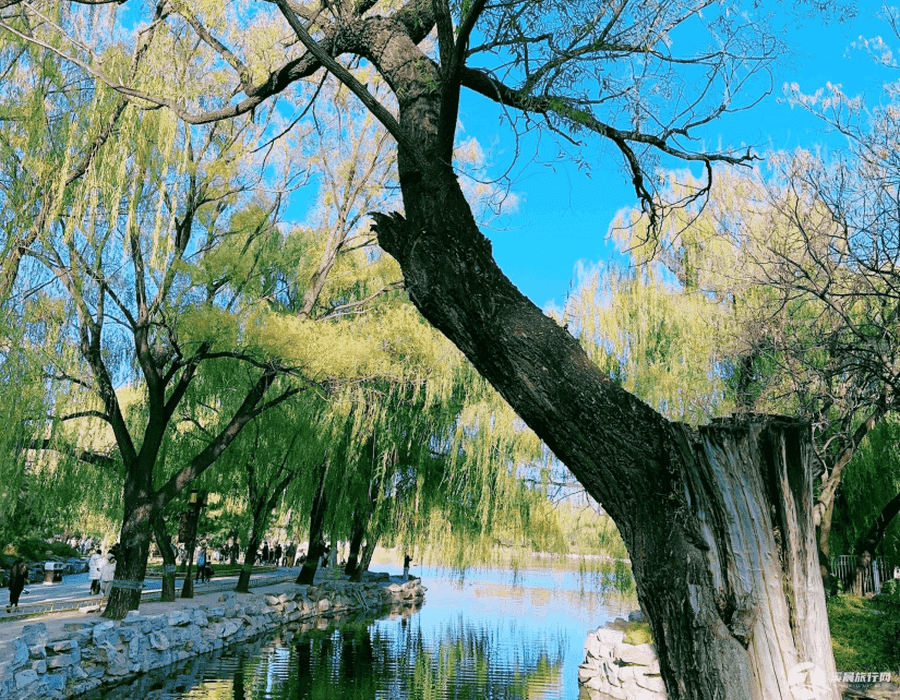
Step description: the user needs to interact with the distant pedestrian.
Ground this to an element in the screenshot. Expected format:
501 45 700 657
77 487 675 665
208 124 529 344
274 543 282 567
403 553 413 581
88 549 103 595
6 557 27 612
196 545 207 583
100 554 116 596
261 542 269 566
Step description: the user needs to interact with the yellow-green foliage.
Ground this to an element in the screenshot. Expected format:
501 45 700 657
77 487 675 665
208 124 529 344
558 260 732 424
623 621 653 645
552 500 628 558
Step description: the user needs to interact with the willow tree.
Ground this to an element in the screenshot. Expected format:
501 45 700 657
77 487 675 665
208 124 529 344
2 0 843 696
0 314 51 544
557 261 735 425
831 417 900 592
0 36 322 616
199 393 327 593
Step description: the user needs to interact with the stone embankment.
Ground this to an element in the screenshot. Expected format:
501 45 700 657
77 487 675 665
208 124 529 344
0 576 425 700
580 614 900 700
578 613 666 700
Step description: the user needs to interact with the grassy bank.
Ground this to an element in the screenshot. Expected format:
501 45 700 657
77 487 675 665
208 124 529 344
827 594 900 672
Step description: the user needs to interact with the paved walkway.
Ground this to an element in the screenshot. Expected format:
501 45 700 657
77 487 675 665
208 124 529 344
0 567 302 648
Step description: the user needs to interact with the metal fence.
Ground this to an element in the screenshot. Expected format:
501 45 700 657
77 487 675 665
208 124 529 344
831 555 896 595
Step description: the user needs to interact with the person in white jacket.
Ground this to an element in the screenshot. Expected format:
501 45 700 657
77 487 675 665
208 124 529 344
100 554 116 596
88 550 103 595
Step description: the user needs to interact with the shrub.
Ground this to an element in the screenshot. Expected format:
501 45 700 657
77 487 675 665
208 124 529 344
623 621 653 645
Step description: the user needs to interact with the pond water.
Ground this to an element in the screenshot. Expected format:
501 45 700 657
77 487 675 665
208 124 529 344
87 562 638 700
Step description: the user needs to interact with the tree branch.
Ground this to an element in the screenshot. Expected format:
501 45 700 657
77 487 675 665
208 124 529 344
271 0 429 171
26 438 119 471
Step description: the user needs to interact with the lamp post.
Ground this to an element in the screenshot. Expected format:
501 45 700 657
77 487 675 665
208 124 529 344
181 489 207 599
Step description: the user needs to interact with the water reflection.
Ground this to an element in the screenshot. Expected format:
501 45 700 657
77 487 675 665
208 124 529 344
87 565 637 700
89 600 566 700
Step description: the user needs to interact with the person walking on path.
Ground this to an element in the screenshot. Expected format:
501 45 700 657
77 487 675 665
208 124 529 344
5 557 27 612
100 554 116 596
88 549 103 595
196 545 207 584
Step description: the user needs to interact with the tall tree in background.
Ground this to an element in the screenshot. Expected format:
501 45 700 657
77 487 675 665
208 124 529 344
557 261 734 425
0 0 850 695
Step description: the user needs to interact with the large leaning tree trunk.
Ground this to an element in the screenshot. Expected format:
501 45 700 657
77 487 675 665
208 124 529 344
374 182 838 700
358 27 837 699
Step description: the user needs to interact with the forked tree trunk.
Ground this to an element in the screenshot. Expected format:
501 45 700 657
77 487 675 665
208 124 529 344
238 465 297 593
344 510 367 579
345 471 380 579
152 517 177 602
355 525 382 582
296 465 328 585
369 134 838 696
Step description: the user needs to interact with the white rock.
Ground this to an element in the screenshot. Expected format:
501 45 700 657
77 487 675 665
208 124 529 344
584 635 604 659
595 627 625 646
585 674 609 692
635 672 668 695
615 642 657 666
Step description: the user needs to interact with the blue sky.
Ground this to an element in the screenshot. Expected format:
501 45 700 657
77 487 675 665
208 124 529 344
457 2 893 311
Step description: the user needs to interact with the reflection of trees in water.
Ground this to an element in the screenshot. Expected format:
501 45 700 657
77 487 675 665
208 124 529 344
92 602 565 700
575 558 635 599
397 616 565 700
253 610 566 700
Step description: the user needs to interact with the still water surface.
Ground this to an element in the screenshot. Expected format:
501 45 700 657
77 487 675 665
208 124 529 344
89 563 637 700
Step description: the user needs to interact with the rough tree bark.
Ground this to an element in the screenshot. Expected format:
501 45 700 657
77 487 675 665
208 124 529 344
355 521 383 582
236 539 261 594
375 194 838 698
359 26 839 693
102 465 154 618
